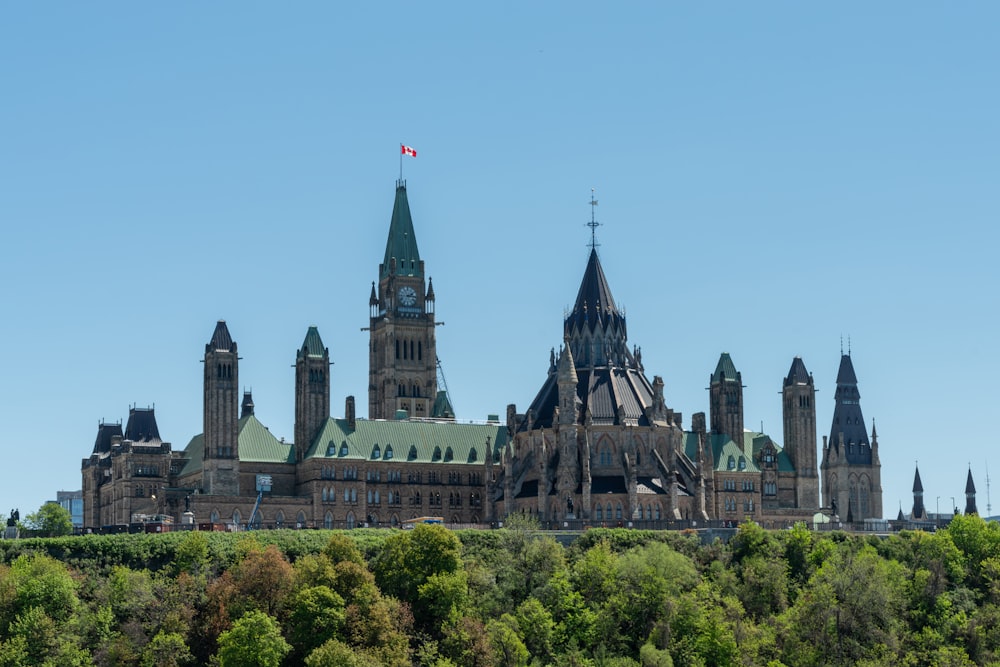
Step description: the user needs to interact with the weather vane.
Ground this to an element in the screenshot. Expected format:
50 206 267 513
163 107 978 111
587 188 601 251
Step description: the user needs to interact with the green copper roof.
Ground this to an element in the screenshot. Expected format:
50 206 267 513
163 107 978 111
711 352 739 383
238 415 295 464
298 326 326 359
432 390 455 419
708 430 794 474
177 415 294 478
380 182 422 279
305 417 505 465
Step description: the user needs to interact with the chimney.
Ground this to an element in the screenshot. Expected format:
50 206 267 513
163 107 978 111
345 395 356 430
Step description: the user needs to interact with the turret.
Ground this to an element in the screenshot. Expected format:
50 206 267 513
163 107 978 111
911 465 926 519
782 356 819 509
203 320 240 495
966 468 978 516
709 353 743 443
295 326 330 464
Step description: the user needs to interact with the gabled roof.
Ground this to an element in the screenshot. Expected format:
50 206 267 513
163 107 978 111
784 357 812 386
712 353 740 383
177 415 294 478
209 320 234 351
298 326 326 359
380 182 422 279
305 417 506 466
125 408 161 443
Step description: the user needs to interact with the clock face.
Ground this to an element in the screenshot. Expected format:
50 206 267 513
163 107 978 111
398 286 418 307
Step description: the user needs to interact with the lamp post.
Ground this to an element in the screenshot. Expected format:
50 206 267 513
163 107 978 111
951 496 956 515
936 496 940 524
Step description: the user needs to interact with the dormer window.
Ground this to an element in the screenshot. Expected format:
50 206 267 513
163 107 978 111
385 445 393 460
727 455 736 470
372 444 381 459
738 457 746 471
339 441 349 457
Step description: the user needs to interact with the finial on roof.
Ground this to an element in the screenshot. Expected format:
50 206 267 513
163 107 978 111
587 188 601 252
840 335 844 356
848 335 852 356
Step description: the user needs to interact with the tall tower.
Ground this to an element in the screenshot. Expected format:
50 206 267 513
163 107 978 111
821 352 883 519
295 326 330 463
203 320 239 495
709 353 743 443
782 357 819 509
368 181 438 420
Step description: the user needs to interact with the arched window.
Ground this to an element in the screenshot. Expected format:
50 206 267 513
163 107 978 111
324 512 333 529
351 489 357 502
296 510 306 527
232 509 242 526
606 503 612 519
210 510 220 523
374 491 380 504
385 444 393 460
322 487 328 501
646 504 652 520
596 505 603 520
615 504 623 520
367 490 373 504
727 455 736 470
275 510 285 527
655 505 661 520
372 444 381 459
339 442 349 456
346 512 355 529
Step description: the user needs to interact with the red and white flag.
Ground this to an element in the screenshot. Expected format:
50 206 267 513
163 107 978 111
401 144 417 157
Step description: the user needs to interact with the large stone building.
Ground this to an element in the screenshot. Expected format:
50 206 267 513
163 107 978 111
82 180 883 531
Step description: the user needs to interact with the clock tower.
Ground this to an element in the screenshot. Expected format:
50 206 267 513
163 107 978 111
368 180 440 420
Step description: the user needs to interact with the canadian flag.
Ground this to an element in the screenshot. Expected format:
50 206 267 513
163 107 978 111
401 144 417 157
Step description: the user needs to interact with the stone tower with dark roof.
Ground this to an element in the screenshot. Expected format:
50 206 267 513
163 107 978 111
965 468 978 516
295 326 330 464
782 357 819 509
821 352 882 520
368 181 439 420
911 465 926 519
203 320 240 495
710 353 744 444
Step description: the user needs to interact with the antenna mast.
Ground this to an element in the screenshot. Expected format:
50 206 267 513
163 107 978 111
987 462 992 516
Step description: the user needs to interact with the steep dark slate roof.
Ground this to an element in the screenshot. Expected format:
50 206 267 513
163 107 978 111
564 249 628 350
92 421 124 454
913 466 924 492
124 408 160 443
520 365 656 431
380 182 422 279
836 353 859 385
209 320 235 351
299 326 326 359
784 357 812 386
967 469 977 494
829 353 870 463
712 353 740 383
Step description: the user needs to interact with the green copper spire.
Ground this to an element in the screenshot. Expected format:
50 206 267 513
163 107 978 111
298 326 326 359
380 181 422 280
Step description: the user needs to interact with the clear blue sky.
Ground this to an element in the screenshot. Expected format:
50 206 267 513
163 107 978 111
2 4 998 519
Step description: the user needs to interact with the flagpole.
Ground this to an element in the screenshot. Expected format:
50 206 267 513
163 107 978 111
399 143 403 182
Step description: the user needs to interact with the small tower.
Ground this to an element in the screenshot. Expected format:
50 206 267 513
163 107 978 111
295 326 330 463
241 390 255 418
782 357 819 509
965 468 978 516
203 320 240 495
709 353 743 443
911 465 926 520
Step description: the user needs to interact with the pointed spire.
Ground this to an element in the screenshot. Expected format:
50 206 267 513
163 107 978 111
967 468 977 494
829 350 869 462
836 353 859 385
784 356 812 387
897 505 904 521
913 466 924 493
369 281 378 307
209 320 235 352
712 352 740 383
380 181 422 279
426 276 435 301
558 338 578 385
572 248 619 325
298 326 326 359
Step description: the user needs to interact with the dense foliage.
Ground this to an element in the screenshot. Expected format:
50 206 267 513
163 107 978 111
3 516 1000 665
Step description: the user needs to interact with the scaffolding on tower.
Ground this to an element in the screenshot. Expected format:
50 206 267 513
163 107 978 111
433 357 456 420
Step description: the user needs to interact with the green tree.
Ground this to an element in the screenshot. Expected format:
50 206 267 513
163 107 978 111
20 501 73 537
0 552 79 633
216 610 290 667
488 616 530 667
305 639 382 667
286 585 346 662
142 631 194 667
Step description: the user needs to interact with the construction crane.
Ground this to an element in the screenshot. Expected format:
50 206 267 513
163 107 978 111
436 357 455 418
